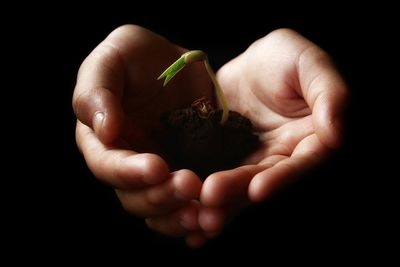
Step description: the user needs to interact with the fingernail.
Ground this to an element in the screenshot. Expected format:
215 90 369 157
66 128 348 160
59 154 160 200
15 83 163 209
93 112 104 136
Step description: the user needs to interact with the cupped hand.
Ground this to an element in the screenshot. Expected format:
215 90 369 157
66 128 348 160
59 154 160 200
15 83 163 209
73 25 213 247
73 25 348 248
198 29 348 240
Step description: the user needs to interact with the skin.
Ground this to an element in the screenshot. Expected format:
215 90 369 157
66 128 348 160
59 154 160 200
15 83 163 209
73 25 348 248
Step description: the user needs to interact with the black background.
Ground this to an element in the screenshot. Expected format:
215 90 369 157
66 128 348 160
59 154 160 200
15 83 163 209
11 3 396 263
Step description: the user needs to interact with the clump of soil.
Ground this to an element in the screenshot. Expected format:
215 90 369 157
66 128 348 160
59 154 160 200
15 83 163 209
161 98 260 180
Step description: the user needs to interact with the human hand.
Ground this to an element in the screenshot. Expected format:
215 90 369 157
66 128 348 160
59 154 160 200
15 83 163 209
73 25 348 247
197 29 348 241
73 25 214 246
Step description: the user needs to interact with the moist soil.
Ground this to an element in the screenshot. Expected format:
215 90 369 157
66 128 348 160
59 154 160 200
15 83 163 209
161 98 260 180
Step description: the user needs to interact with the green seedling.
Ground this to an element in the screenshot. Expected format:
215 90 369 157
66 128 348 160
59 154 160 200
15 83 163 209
158 50 229 124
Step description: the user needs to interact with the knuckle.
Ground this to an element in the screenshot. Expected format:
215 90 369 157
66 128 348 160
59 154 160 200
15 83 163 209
91 43 120 67
72 89 89 117
112 24 146 37
111 155 131 189
115 190 139 215
270 28 298 39
116 191 160 218
118 197 136 215
145 186 171 207
146 194 163 206
118 197 145 217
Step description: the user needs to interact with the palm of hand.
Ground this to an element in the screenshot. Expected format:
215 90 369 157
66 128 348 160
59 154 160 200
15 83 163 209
120 32 319 179
117 41 213 154
218 38 317 168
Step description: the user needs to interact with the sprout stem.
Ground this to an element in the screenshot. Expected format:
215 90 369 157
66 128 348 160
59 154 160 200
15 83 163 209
158 50 229 124
203 59 229 124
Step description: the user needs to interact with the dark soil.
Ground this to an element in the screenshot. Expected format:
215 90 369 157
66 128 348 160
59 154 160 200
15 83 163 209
161 98 260 180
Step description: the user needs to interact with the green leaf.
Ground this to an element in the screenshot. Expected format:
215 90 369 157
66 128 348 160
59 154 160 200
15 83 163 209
156 50 229 124
157 56 186 86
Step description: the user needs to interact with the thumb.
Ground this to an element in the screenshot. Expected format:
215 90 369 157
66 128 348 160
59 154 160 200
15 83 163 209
313 87 348 149
72 43 124 145
73 86 123 145
298 46 349 149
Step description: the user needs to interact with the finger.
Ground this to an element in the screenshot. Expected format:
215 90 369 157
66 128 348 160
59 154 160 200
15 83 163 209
297 44 349 149
116 169 202 217
249 134 329 202
73 24 181 145
198 206 225 234
76 122 169 189
201 165 265 207
200 154 287 207
73 37 125 145
198 205 245 235
145 201 201 237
